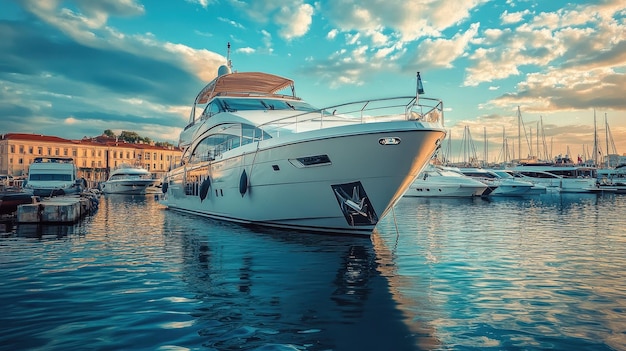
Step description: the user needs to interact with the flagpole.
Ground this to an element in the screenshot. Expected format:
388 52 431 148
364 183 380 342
416 72 424 108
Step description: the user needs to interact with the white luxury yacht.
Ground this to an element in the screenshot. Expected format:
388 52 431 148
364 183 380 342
160 45 447 235
490 169 547 195
404 164 488 197
510 165 597 193
457 168 536 196
100 164 156 195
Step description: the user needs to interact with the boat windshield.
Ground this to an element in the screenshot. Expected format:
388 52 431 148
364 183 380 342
188 123 272 163
29 174 73 181
492 171 513 179
219 98 317 112
463 171 497 179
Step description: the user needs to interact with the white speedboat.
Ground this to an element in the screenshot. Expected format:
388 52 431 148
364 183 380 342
23 157 84 197
160 52 446 235
404 164 487 197
100 165 156 195
490 169 547 195
457 168 536 196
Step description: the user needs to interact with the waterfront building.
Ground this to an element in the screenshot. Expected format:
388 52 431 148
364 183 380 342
0 133 182 186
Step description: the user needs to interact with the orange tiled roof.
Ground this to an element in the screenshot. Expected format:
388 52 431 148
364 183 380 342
2 133 180 151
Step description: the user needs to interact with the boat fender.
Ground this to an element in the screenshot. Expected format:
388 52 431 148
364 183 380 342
239 170 248 196
199 177 211 201
162 181 168 194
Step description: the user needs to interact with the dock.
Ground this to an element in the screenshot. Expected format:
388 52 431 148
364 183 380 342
16 193 99 224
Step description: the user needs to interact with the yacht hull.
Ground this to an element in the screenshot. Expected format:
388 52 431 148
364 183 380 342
162 124 445 235
404 184 485 198
101 180 156 195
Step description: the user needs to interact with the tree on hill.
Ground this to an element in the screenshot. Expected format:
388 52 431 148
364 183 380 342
101 130 168 146
155 141 175 147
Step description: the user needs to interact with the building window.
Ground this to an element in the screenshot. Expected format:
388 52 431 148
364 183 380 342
83 149 87 157
98 150 102 157
55 148 59 156
48 147 52 155
38 147 43 155
19 145 24 154
18 158 23 164
72 149 77 157
29 146 33 154
10 145 15 153
82 160 86 167
63 148 68 156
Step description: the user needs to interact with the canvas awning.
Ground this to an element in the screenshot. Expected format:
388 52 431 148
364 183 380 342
195 72 295 104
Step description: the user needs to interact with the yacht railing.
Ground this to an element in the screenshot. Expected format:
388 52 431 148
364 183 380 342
255 96 444 138
185 96 444 163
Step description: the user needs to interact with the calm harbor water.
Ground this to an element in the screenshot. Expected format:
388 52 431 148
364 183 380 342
1 192 625 350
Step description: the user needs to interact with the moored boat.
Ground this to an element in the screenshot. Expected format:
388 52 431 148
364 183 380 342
510 164 597 193
404 164 488 198
160 47 446 235
457 168 536 196
0 188 34 215
100 164 156 195
23 157 84 197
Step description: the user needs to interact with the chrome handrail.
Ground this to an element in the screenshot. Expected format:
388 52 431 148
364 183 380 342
255 96 444 139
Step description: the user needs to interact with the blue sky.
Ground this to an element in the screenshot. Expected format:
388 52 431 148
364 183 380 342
1 0 625 163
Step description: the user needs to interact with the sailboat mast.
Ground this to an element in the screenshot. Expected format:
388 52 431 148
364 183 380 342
518 106 521 162
593 109 598 166
484 127 487 167
605 113 609 168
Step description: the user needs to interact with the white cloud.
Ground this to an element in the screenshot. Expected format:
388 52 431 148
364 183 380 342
275 3 315 40
500 9 531 25
186 0 215 8
236 47 256 54
410 22 480 70
327 28 339 40
21 0 226 83
218 17 246 29
466 0 626 118
326 0 488 45
228 0 314 40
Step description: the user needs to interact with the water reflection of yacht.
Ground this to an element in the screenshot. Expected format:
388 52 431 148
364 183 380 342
161 45 446 235
168 214 430 350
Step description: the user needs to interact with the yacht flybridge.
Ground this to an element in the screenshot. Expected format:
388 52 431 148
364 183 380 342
161 46 446 235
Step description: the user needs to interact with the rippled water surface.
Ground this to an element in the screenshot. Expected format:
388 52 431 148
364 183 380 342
1 193 625 350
